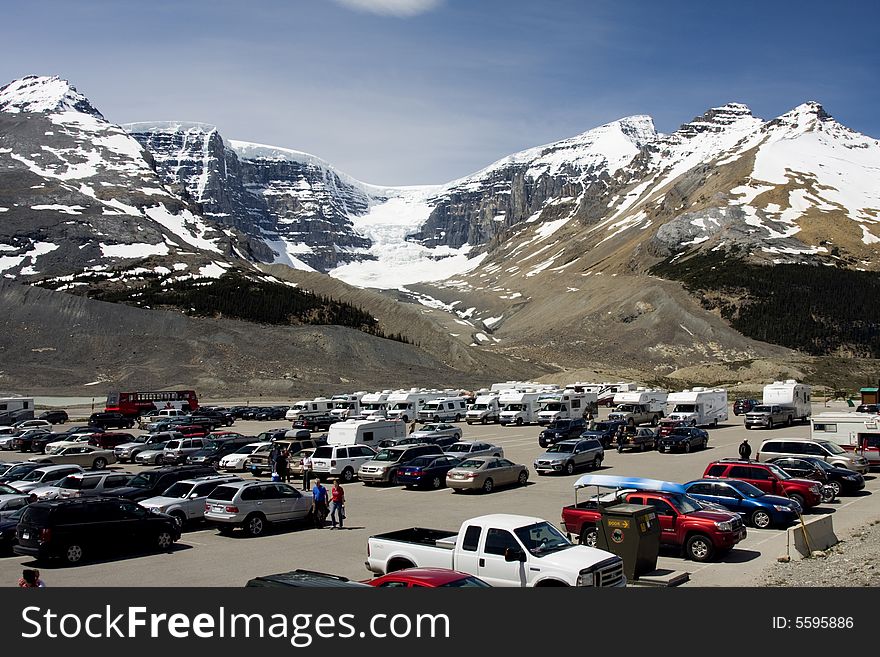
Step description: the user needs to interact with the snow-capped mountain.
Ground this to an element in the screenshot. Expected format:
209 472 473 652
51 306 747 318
0 76 243 290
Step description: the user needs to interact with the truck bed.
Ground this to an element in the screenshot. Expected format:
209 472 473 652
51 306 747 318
370 527 458 548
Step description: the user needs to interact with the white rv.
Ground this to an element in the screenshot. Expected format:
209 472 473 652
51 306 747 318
329 392 368 420
536 388 598 425
498 390 544 426
465 393 501 425
762 380 812 422
285 398 335 421
598 382 639 407
811 412 880 465
416 397 469 423
326 419 406 447
665 388 728 427
385 389 447 423
358 391 391 419
0 397 35 426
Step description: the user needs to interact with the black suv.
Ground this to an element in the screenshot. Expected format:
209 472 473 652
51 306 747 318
291 414 336 431
39 410 69 425
538 418 587 448
256 406 289 421
88 412 135 429
196 409 234 426
107 465 218 501
186 437 256 466
14 497 180 565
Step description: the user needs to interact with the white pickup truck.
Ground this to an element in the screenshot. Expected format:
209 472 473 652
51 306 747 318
365 513 625 587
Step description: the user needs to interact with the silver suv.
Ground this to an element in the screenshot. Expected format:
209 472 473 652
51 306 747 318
533 438 604 476
115 432 182 462
34 470 134 500
757 438 869 474
140 475 241 527
204 481 314 537
161 438 205 465
358 444 444 485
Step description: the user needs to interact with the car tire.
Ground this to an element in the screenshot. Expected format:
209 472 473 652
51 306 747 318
92 457 108 469
341 467 355 483
564 461 575 476
787 416 793 427
702 438 708 450
170 511 186 528
515 417 523 426
431 475 442 490
243 513 266 537
767 419 774 430
482 478 494 494
538 439 547 448
651 416 659 427
579 526 598 547
592 456 602 469
829 480 842 496
750 510 772 529
433 416 440 423
156 530 175 551
684 442 691 454
481 417 487 425
789 493 805 508
685 534 714 562
518 471 528 486
64 543 85 565
454 415 461 422
453 434 461 441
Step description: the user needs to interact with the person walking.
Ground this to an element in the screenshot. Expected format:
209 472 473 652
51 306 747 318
329 479 346 529
311 478 328 528
301 453 313 490
738 439 752 461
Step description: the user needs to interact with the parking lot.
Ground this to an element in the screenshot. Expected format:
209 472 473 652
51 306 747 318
1 400 877 587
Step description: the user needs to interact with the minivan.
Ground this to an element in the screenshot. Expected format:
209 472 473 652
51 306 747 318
757 438 869 474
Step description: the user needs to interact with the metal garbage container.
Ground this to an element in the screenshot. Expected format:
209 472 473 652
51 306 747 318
597 503 660 581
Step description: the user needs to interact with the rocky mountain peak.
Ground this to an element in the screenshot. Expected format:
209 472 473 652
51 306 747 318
0 75 102 118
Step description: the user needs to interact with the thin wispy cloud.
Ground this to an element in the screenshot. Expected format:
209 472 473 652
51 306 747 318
332 0 443 17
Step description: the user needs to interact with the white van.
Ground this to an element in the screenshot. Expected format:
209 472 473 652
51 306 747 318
326 419 406 447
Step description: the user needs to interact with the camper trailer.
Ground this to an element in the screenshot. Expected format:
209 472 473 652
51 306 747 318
608 388 668 426
498 390 544 426
326 418 407 447
536 388 598 425
285 398 335 421
665 388 728 427
0 397 34 426
385 389 447 423
597 382 639 407
416 397 469 423
329 392 368 420
465 393 501 424
357 391 391 419
761 380 812 422
811 412 880 466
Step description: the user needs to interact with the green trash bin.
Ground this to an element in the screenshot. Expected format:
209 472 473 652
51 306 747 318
597 503 661 581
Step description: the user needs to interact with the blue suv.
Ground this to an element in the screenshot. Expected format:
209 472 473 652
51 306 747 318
683 478 802 529
579 420 626 448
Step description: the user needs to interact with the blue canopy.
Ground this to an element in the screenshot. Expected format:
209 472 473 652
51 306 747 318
573 474 686 495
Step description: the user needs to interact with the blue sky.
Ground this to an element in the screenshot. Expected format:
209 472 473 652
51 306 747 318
2 0 877 184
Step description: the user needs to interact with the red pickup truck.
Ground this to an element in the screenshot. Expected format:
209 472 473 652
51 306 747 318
561 490 747 562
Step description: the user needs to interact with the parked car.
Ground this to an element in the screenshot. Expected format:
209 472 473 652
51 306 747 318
161 437 206 465
533 438 604 476
29 444 118 469
88 412 135 430
13 419 52 431
409 423 462 443
702 459 824 510
173 425 209 439
0 462 42 484
683 479 802 528
446 456 529 493
757 438 870 474
195 409 234 427
289 448 317 478
246 437 326 476
7 464 84 493
256 406 289 421
767 457 866 497
442 441 503 460
311 444 377 483
245 570 370 588
358 444 444 485
38 410 69 425
219 442 271 472
657 418 687 438
367 567 491 588
140 475 242 527
396 455 462 490
856 403 879 414
291 415 335 432
204 480 314 536
185 437 256 467
134 442 173 465
203 431 248 443
89 432 137 450
12 429 54 452
538 418 587 448
114 432 182 462
617 427 656 453
0 482 25 496
14 497 180 565
32 470 134 500
0 494 31 513
0 507 24 553
657 427 710 453
108 465 218 501
733 398 759 415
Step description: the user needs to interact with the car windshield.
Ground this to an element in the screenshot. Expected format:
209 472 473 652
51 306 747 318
724 479 765 498
234 445 258 455
818 441 845 455
546 443 575 454
667 493 702 514
5 464 35 477
420 425 439 432
752 406 771 413
514 522 572 556
440 576 491 588
373 449 404 462
162 482 195 498
406 456 435 468
764 463 791 480
22 470 50 482
445 444 472 454
808 459 834 472
457 459 484 469
127 471 159 488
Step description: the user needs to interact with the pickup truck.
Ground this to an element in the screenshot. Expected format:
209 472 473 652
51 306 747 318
561 490 746 562
608 404 661 427
744 405 795 429
365 513 626 587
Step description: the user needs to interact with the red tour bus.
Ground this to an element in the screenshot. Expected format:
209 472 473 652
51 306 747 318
105 390 199 417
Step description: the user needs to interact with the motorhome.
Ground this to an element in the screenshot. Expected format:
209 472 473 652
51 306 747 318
285 398 335 421
762 380 812 423
465 393 501 425
415 397 469 423
326 419 406 447
0 397 35 426
811 412 880 466
665 388 728 427
385 389 447 423
329 392 368 421
536 389 598 426
358 391 391 419
498 390 544 426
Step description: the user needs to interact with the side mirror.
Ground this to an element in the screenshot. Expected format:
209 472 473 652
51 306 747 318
504 547 526 563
